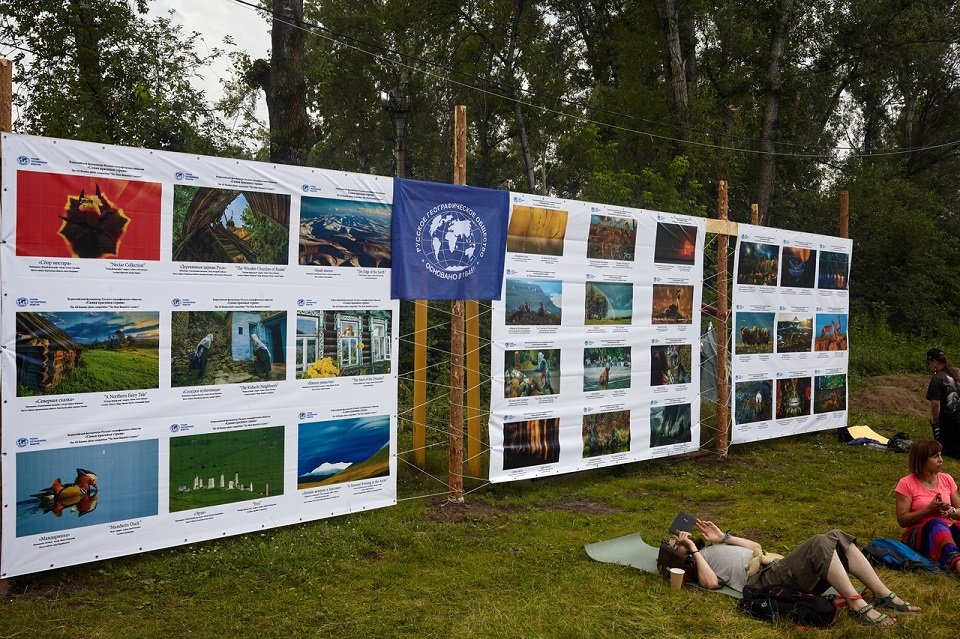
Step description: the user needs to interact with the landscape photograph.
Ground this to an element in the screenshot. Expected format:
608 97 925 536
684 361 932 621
776 313 814 353
298 195 391 267
504 278 562 325
298 415 390 488
16 439 159 537
585 214 637 261
506 204 568 256
15 171 162 260
16 311 160 396
169 426 284 512
585 282 634 325
172 185 290 264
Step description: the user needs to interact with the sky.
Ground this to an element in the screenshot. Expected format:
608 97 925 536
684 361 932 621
151 0 270 118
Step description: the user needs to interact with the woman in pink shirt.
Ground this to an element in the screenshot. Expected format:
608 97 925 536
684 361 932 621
894 438 960 572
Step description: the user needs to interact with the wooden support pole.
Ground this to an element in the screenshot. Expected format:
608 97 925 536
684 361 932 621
448 105 467 502
750 203 759 226
466 300 481 478
0 59 11 133
715 181 731 454
413 300 427 468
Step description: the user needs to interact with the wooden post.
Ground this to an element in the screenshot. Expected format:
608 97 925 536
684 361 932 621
839 191 849 239
466 300 481 477
413 300 427 467
715 181 730 454
750 203 759 226
448 105 467 502
0 58 10 597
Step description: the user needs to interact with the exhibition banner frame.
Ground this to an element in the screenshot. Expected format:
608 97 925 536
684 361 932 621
1 133 400 577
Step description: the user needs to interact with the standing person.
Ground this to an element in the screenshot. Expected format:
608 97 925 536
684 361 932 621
195 334 213 379
672 519 918 628
894 438 960 573
537 351 551 393
926 348 960 457
251 334 271 379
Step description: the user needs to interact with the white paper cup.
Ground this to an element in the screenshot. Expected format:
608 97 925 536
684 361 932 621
669 567 685 589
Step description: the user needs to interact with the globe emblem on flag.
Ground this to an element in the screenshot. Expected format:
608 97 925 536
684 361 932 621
417 204 488 279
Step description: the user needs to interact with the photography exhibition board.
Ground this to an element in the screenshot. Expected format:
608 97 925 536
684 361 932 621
0 133 399 577
730 223 852 444
487 193 706 482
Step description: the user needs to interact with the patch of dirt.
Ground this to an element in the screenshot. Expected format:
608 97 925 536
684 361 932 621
850 374 929 418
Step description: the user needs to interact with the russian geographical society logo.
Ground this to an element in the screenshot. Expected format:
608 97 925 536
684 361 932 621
16 297 28 307
298 412 307 420
17 438 28 448
172 298 182 307
174 171 185 180
297 298 306 307
169 424 180 433
414 202 488 281
17 156 29 166
301 184 310 192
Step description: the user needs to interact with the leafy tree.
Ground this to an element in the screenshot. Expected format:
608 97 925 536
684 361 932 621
0 0 244 154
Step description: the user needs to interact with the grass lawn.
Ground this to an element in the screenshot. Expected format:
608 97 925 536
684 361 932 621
3 409 959 638
17 347 159 396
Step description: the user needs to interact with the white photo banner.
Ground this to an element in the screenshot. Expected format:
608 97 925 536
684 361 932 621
1 133 399 577
731 223 852 444
488 193 705 482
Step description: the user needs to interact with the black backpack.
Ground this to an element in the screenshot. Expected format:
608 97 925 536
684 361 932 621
739 585 838 627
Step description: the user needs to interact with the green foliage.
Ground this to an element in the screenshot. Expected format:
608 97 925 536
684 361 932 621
1 1 251 154
240 206 289 265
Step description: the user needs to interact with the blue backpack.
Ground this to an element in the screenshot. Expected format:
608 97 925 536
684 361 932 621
862 538 941 574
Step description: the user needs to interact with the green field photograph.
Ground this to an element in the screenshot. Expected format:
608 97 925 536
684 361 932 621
15 311 160 396
169 426 284 512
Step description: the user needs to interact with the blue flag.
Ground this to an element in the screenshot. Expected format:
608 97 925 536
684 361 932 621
391 178 508 300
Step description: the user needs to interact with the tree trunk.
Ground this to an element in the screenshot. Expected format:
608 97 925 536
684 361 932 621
654 0 689 133
756 0 794 227
68 0 112 141
504 0 537 192
266 0 314 165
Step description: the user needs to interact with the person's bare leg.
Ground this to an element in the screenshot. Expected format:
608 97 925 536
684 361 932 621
844 545 921 612
826 552 896 626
